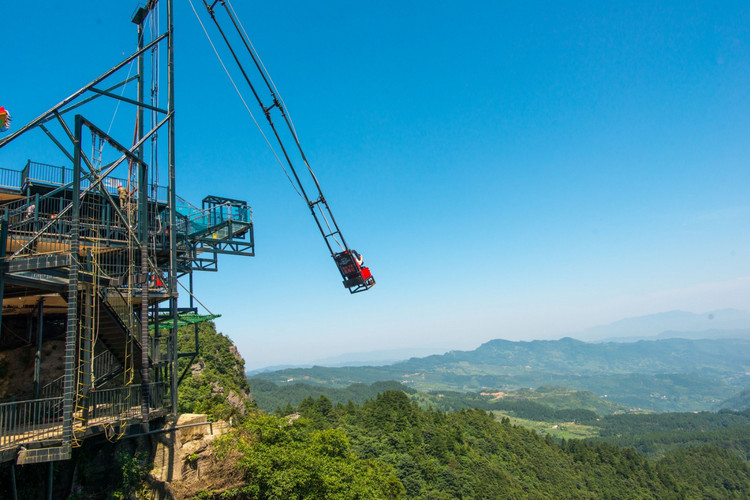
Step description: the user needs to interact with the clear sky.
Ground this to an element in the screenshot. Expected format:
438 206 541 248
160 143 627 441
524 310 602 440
3 1 750 369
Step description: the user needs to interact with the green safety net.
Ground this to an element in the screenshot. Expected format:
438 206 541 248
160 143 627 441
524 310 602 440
150 313 221 330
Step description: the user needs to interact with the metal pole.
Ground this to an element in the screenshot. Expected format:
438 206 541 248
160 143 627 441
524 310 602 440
136 12 145 164
167 0 179 416
190 271 199 359
46 461 53 500
153 303 161 383
136 0 151 432
9 464 17 500
61 114 83 451
0 218 7 343
34 297 44 399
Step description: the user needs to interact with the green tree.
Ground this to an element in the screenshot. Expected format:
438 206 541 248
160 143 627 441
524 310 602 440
214 412 404 499
176 322 254 421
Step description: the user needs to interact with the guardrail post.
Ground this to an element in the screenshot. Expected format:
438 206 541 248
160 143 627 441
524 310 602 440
21 160 30 193
10 463 18 500
0 218 6 341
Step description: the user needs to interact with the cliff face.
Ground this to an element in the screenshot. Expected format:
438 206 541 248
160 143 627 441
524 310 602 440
177 322 254 420
151 414 242 500
129 320 255 498
149 326 253 497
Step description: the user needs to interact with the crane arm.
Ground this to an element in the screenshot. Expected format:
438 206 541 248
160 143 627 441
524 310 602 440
199 0 374 293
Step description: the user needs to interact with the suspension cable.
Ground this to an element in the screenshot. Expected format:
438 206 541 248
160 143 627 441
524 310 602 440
221 0 328 195
198 0 351 256
198 1 316 206
225 0 301 141
192 0 375 293
176 278 216 316
187 0 303 199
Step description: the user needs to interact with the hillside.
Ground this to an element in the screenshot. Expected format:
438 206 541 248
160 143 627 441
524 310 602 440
177 322 255 420
721 388 750 411
196 390 750 499
593 409 750 460
25 325 743 499
251 337 750 411
250 379 416 412
250 379 625 415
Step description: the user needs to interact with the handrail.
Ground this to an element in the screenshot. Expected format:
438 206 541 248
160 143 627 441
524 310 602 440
101 286 142 340
0 161 168 202
0 382 167 453
0 168 22 190
0 396 64 450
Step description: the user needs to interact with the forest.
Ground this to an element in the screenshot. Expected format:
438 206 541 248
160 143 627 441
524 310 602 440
202 391 750 498
168 324 750 498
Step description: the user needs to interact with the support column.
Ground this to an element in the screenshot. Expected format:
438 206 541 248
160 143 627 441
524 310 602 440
61 115 83 453
167 0 179 416
0 218 7 343
46 462 53 500
33 297 44 399
135 3 151 431
9 464 17 500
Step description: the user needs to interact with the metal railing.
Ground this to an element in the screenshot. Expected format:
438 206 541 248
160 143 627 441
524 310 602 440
0 167 21 190
101 286 142 338
0 382 167 453
174 198 252 242
93 350 121 385
0 396 65 450
2 196 169 264
88 382 166 422
40 377 64 401
20 161 168 202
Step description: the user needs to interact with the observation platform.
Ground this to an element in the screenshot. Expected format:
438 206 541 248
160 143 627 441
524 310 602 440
0 160 254 464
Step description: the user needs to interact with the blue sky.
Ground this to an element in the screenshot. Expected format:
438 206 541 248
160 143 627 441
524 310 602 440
3 1 750 369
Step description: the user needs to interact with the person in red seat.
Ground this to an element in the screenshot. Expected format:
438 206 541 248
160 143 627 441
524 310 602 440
0 107 11 132
352 250 364 267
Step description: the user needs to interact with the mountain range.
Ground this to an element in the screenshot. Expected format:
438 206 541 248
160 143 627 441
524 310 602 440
249 309 750 374
252 336 750 412
570 309 750 342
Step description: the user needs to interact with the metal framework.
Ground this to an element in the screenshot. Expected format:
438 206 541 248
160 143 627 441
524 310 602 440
198 0 374 293
0 0 253 467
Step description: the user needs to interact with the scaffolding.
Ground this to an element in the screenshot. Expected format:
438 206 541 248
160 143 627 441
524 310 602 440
0 0 253 466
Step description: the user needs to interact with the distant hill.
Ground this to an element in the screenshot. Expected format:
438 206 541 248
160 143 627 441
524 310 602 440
571 309 750 342
720 388 750 411
248 378 627 417
246 347 451 375
249 379 415 411
310 347 450 367
252 337 750 412
246 310 749 374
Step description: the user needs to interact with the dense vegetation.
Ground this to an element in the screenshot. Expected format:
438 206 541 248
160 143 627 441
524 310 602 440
249 378 415 412
250 380 619 422
593 409 750 461
411 385 623 419
177 322 254 420
212 412 404 499
203 390 750 498
250 378 750 456
721 387 750 410
173 326 750 497
251 337 750 411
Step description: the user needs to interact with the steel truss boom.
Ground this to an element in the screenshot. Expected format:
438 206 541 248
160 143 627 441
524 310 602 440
199 0 374 293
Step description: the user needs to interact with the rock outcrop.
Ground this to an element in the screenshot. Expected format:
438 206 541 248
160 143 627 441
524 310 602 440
151 414 244 499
